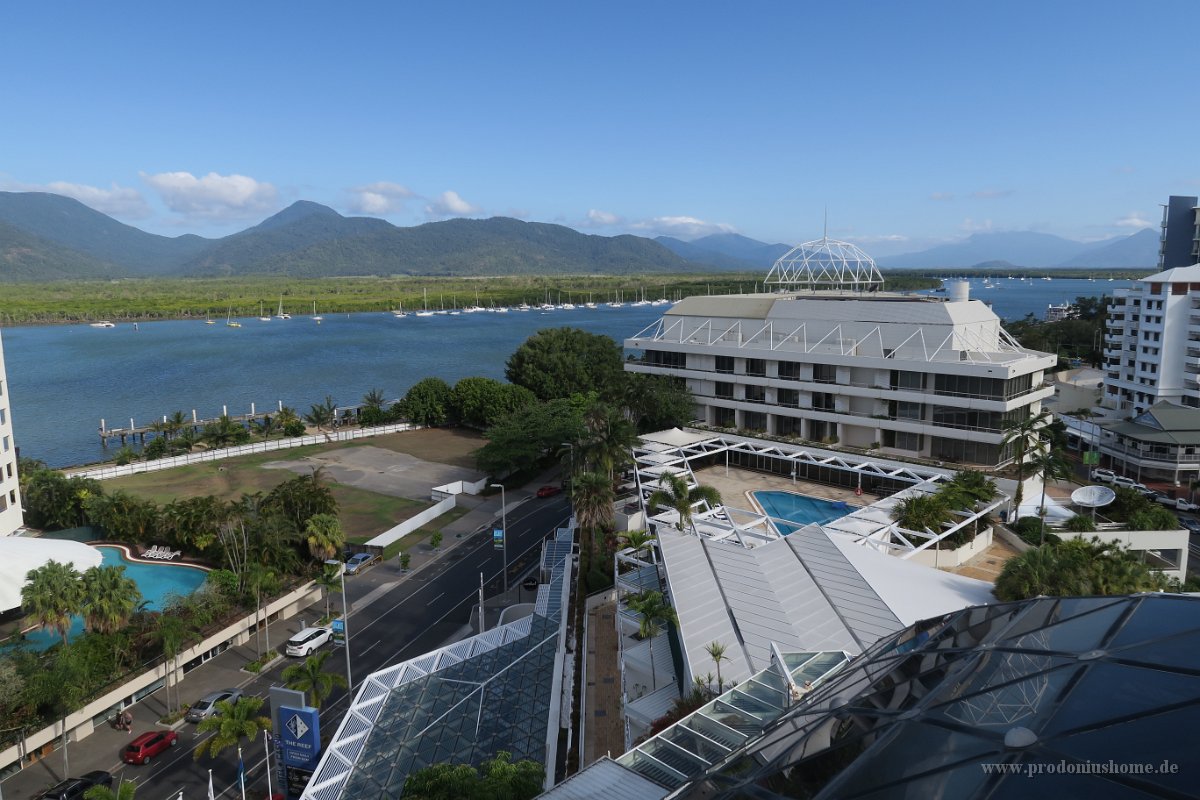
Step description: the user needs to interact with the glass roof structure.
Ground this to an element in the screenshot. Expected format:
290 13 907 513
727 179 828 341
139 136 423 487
670 594 1200 799
302 526 574 800
764 236 884 292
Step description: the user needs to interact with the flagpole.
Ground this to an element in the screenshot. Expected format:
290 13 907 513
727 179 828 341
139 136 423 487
238 745 247 800
264 729 274 800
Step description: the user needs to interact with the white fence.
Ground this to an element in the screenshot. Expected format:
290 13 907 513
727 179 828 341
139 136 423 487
68 422 421 481
367 476 491 549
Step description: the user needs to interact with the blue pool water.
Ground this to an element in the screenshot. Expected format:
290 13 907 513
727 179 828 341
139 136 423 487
11 545 208 651
752 491 852 535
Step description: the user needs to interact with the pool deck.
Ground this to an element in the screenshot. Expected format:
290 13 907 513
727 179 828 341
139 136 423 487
694 465 882 516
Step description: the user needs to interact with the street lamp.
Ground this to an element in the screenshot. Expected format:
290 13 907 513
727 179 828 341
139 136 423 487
490 483 508 594
324 559 353 691
561 442 575 482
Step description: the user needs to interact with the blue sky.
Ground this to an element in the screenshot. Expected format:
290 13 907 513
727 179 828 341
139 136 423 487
1 1 1196 255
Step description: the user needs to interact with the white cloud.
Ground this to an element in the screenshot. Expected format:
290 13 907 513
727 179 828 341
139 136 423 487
1112 212 1155 230
424 190 480 218
929 192 954 201
347 182 415 215
0 177 151 219
971 189 1014 199
959 218 994 233
140 171 278 220
629 215 736 239
583 209 622 227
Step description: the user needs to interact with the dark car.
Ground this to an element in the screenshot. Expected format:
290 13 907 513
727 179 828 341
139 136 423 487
1179 517 1200 535
123 730 178 765
37 771 112 799
536 485 562 498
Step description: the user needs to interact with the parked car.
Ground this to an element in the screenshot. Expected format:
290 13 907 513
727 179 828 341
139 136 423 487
344 552 380 575
536 485 562 498
1111 475 1139 490
1178 517 1200 534
123 730 178 765
286 626 332 657
36 772 112 800
1136 485 1159 498
186 688 244 723
1089 468 1117 484
1158 495 1200 512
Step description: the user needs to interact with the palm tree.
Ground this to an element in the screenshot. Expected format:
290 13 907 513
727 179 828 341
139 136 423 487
705 640 730 693
84 780 138 800
626 590 677 690
1001 409 1052 511
202 415 249 448
647 472 722 533
305 513 345 562
361 388 387 412
246 565 282 656
304 396 337 432
314 563 342 620
1029 447 1073 545
572 470 615 534
619 529 655 561
81 564 142 635
157 613 193 715
578 403 637 483
192 696 272 760
21 560 84 645
282 650 348 709
891 493 952 534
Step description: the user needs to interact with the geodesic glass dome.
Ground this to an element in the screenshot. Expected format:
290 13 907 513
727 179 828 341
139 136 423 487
764 236 884 292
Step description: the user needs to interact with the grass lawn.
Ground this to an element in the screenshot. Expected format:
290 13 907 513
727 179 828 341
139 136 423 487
101 428 489 540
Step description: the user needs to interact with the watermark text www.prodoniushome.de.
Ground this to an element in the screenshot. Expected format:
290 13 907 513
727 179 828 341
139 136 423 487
981 760 1180 778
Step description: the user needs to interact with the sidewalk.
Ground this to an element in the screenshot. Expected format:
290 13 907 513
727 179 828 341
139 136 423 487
1 488 532 800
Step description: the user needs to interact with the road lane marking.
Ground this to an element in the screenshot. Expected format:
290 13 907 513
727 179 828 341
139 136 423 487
361 639 383 654
426 591 445 606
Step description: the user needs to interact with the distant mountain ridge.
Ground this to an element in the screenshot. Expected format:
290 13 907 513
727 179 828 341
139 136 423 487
879 229 1159 270
0 191 1165 280
0 193 719 280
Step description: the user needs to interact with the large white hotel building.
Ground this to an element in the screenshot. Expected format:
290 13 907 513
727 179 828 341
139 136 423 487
0 331 22 536
625 238 1057 469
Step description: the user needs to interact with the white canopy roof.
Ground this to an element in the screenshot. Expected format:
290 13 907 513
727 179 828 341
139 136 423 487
0 537 102 612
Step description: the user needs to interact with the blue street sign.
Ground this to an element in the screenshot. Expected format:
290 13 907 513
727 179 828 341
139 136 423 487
493 527 504 550
331 617 345 633
278 705 322 770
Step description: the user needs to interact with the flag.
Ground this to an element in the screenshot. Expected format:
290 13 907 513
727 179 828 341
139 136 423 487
238 745 247 800
208 769 215 800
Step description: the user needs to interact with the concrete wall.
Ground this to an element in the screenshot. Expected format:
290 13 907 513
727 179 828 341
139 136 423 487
908 526 994 569
1057 527 1190 582
0 581 322 774
0 330 22 537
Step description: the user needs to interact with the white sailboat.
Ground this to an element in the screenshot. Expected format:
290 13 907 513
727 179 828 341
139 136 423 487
259 301 271 322
392 302 407 318
312 301 323 323
226 306 241 328
275 296 291 319
416 288 435 316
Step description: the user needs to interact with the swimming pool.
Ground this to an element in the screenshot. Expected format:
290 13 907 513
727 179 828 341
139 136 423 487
13 546 208 651
752 491 853 535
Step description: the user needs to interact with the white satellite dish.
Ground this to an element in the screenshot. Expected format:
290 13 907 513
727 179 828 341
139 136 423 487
1071 485 1116 508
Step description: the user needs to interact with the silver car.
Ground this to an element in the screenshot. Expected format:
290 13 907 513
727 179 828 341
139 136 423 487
185 688 243 723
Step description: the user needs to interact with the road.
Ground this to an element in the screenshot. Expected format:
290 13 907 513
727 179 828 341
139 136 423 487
67 495 572 800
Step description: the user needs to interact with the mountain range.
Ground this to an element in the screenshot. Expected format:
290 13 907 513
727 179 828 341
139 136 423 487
0 191 1163 281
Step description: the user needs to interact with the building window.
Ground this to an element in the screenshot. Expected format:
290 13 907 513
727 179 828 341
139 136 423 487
775 415 802 436
892 401 923 420
890 370 925 391
714 407 736 427
715 382 734 399
930 437 1008 466
778 388 800 407
745 358 766 377
743 411 767 431
813 364 837 384
883 431 923 451
813 392 835 411
644 349 687 369
745 385 766 403
715 356 735 374
778 361 802 381
2 436 7 453
1173 283 1187 295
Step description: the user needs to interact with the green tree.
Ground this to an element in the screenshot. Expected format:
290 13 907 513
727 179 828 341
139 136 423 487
84 490 160 543
192 695 272 760
1028 447 1073 545
1001 409 1052 511
505 327 624 402
157 613 193 715
22 561 84 645
84 780 138 800
994 537 1168 601
577 401 636 483
304 513 345 562
401 378 454 426
21 470 101 530
617 373 695 433
619 529 655 561
403 751 544 800
626 590 678 690
304 396 337 432
201 415 251 448
474 396 588 477
276 405 306 437
159 496 225 553
263 469 338 533
314 563 342 619
646 473 722 533
361 387 387 413
1127 504 1182 531
281 650 347 709
705 640 730 693
450 377 506 428
81 565 142 635
891 493 952 534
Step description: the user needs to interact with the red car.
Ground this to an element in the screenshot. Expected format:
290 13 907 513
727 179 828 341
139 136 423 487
536 485 562 498
123 730 178 765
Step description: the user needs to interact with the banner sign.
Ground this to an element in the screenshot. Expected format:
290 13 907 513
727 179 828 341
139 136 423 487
493 527 504 550
279 705 321 769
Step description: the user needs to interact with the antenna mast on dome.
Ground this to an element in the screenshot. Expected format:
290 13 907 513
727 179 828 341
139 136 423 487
764 218 885 292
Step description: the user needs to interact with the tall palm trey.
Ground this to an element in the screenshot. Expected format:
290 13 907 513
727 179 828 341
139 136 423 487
647 472 722 534
192 696 272 760
1001 409 1052 513
282 650 348 709
626 590 677 690
1029 447 1073 545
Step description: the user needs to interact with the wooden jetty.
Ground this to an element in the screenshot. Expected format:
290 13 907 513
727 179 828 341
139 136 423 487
99 402 283 446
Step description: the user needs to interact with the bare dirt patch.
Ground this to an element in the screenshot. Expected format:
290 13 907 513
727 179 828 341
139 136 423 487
366 427 484 469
